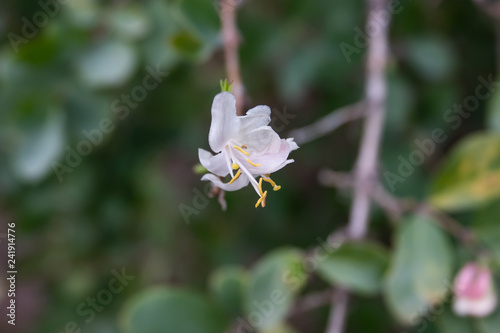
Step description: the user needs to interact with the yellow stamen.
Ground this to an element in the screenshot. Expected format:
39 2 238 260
233 146 250 156
228 169 241 184
241 144 247 149
247 158 262 167
258 177 264 196
255 191 268 208
232 163 239 170
263 176 281 191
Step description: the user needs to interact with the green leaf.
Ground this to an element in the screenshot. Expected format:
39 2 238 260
246 248 306 330
12 110 65 182
119 287 228 333
476 305 500 333
487 78 500 133
437 309 475 333
209 266 247 317
406 36 457 82
170 30 203 58
429 132 500 211
317 241 389 295
384 215 454 324
260 323 299 333
473 198 500 263
76 41 138 88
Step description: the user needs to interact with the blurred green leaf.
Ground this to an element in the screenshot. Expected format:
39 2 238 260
260 323 299 333
429 132 500 211
473 198 500 263
246 248 306 330
486 79 500 133
436 309 475 333
406 36 457 82
170 30 203 58
119 287 228 333
476 305 500 333
317 241 389 295
384 215 454 324
12 110 65 182
209 266 248 317
76 41 137 88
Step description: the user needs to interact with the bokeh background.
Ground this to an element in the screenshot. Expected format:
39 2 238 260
0 0 499 332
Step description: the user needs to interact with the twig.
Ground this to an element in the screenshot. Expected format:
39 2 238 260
289 102 366 145
472 0 500 72
220 0 245 115
325 288 350 333
289 289 335 316
325 0 390 332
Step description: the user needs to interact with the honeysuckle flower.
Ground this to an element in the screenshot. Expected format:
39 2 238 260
453 262 497 317
199 92 298 208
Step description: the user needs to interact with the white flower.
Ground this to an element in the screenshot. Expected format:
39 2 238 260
199 92 298 208
453 262 498 318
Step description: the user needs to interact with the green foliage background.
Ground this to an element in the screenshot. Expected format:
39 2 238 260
0 0 499 332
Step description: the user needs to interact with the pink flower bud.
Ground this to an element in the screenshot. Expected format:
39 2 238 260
453 262 497 317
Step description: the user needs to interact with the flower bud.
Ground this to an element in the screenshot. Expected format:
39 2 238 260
453 262 497 317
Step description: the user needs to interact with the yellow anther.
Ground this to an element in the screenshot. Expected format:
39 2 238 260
233 146 250 156
232 163 239 170
262 176 281 191
255 191 268 208
247 158 262 167
241 144 247 149
228 169 241 184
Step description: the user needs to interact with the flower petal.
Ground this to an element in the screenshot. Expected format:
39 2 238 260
198 148 229 177
237 126 281 154
209 92 240 153
201 173 250 191
237 138 296 175
239 105 271 134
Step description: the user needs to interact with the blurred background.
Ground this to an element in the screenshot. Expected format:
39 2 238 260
0 0 499 332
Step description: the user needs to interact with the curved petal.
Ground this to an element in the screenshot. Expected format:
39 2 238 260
209 92 240 153
201 173 250 192
239 105 271 134
198 149 230 177
237 126 281 154
236 138 296 175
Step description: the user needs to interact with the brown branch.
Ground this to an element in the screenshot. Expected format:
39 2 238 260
289 102 366 145
289 289 335 316
220 0 245 115
325 0 390 331
325 288 350 333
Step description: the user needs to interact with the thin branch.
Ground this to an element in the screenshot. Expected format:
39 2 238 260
289 289 335 316
220 0 245 115
290 102 366 145
325 288 350 333
325 0 390 331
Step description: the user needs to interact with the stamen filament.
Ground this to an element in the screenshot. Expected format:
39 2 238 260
233 146 250 156
247 158 262 167
255 191 268 208
228 169 241 184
